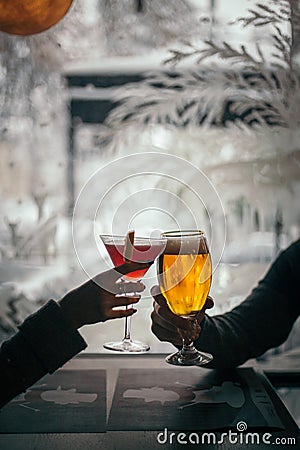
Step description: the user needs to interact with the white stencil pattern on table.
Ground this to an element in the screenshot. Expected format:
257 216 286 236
179 381 245 410
124 387 180 405
122 381 245 409
41 386 98 405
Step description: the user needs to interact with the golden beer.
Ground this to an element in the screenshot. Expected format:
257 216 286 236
158 231 212 317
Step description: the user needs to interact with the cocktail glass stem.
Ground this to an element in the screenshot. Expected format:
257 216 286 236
120 279 138 344
103 279 150 353
124 311 131 341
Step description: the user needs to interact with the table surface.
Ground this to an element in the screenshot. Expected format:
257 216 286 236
259 346 300 387
0 353 299 450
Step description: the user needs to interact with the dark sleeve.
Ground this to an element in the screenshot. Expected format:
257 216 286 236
195 240 300 369
0 300 87 408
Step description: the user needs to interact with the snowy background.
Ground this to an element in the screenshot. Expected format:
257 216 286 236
0 0 299 356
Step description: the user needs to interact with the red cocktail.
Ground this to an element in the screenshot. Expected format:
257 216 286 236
100 233 166 352
105 242 165 280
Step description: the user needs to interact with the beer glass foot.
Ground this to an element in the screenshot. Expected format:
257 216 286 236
166 349 213 366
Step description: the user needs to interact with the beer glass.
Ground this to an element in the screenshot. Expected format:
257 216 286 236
158 230 213 366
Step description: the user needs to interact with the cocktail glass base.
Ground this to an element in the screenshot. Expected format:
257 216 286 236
103 339 150 353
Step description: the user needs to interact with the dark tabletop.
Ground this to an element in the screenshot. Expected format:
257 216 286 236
0 353 299 450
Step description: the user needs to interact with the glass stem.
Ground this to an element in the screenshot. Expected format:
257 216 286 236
124 306 132 341
121 278 140 343
181 339 196 355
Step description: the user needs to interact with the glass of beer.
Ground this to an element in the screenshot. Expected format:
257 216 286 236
158 230 213 366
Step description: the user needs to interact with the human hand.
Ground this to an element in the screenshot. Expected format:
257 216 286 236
150 285 214 347
59 261 152 330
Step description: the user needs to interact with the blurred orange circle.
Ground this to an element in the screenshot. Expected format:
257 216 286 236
0 0 73 35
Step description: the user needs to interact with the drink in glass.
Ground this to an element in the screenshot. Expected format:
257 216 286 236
101 233 166 352
158 230 213 365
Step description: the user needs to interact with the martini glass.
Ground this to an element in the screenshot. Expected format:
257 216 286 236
100 233 166 352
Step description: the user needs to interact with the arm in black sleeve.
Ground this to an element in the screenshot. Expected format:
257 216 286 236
0 300 87 408
195 240 300 369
